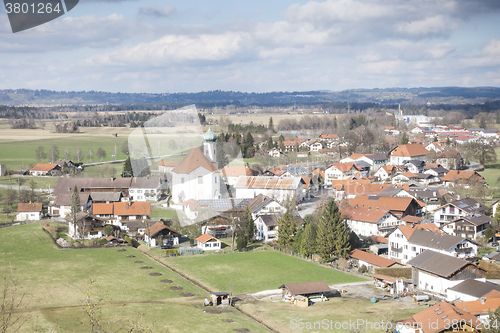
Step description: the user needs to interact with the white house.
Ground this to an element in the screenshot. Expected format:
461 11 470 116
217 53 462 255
50 193 92 218
254 214 279 242
389 144 430 166
388 226 477 264
268 148 284 157
441 214 491 240
373 165 400 181
246 194 285 220
129 176 164 202
29 163 59 176
342 207 399 237
171 147 221 204
432 198 488 227
324 162 362 184
16 202 43 221
195 234 222 251
67 213 107 240
92 201 151 231
447 279 500 302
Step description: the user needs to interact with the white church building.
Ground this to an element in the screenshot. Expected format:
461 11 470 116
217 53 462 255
171 128 221 204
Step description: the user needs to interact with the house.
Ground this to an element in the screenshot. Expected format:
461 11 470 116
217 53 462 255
29 163 59 176
447 279 500 302
408 250 486 295
403 228 478 261
50 193 92 218
89 192 122 203
432 198 488 227
404 160 425 174
373 165 400 181
392 172 418 185
67 212 107 240
440 170 486 187
347 195 425 218
389 143 431 166
92 201 151 231
246 194 285 220
268 148 284 157
349 249 402 273
304 139 323 151
436 148 462 170
425 142 446 153
332 180 391 200
400 301 482 333
129 176 164 202
324 162 362 184
234 176 303 203
388 224 442 263
16 202 43 221
195 234 222 251
144 222 181 248
254 214 279 242
441 214 491 240
171 146 221 204
220 165 253 187
342 206 399 237
279 281 331 301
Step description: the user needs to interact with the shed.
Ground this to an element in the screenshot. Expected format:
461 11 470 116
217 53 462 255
279 281 331 302
210 292 231 306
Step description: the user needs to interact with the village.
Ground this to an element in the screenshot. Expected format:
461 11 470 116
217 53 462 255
3 106 499 332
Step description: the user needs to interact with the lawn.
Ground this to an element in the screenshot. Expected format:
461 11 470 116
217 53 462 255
0 223 272 332
479 147 500 189
163 250 368 294
239 295 427 333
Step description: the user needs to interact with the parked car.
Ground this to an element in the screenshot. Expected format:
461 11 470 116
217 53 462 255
161 244 173 249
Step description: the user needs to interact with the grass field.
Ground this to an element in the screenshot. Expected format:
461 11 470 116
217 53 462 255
0 224 271 332
163 250 368 294
480 147 500 189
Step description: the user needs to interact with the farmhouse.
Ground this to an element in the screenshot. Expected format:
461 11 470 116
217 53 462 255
279 281 331 301
408 250 486 295
29 163 59 176
16 202 43 221
67 212 107 239
195 234 222 251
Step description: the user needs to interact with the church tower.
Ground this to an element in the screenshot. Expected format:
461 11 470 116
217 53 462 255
203 127 217 167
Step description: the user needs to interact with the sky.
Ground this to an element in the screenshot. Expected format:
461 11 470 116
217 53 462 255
1 0 500 93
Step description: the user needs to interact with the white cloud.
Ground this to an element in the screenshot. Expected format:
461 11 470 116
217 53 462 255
395 15 458 38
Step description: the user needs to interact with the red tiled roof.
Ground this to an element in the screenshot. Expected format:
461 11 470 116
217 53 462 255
412 301 481 333
398 224 441 240
92 203 114 215
221 165 252 178
17 202 43 213
145 222 180 238
30 164 58 172
195 233 220 243
329 162 362 173
113 202 151 216
349 249 398 268
391 144 430 157
441 170 482 182
342 207 391 224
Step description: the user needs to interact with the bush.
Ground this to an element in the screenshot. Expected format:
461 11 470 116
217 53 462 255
98 239 108 246
358 265 368 274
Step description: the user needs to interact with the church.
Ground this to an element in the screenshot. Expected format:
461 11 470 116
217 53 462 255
171 128 221 204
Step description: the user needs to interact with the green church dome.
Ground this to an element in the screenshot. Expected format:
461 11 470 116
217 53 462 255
203 127 217 142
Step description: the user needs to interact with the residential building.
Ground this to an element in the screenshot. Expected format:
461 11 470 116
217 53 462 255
432 198 488 227
440 170 486 187
144 222 180 248
349 249 403 273
268 148 284 157
67 212 107 240
246 194 285 220
373 165 400 181
50 193 92 218
441 214 491 239
254 214 279 242
388 224 441 262
129 176 164 202
29 163 59 176
324 162 362 184
447 279 500 302
92 201 151 231
16 202 43 221
389 143 431 166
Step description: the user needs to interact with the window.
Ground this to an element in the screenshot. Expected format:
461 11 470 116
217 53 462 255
450 206 455 214
181 177 184 184
411 246 416 251
198 176 203 184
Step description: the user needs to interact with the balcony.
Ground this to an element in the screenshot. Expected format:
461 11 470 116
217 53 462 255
392 247 403 253
455 247 473 254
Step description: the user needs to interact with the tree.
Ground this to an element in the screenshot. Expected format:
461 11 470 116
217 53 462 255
268 117 274 133
74 147 83 163
485 227 494 241
400 132 409 145
236 207 254 251
300 219 317 258
465 138 497 165
71 186 81 238
0 264 26 333
332 116 337 130
266 137 274 150
88 148 94 163
96 147 107 162
49 145 59 163
121 141 129 156
277 209 297 251
35 145 47 162
105 225 114 237
316 200 350 261
122 156 133 177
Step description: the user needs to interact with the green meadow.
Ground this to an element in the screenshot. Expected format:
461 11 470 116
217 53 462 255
0 224 271 332
164 250 368 294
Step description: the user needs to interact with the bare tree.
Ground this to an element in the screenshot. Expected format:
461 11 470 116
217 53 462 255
1 264 26 333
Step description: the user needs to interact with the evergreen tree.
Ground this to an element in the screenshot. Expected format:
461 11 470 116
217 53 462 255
243 206 255 245
316 200 350 261
266 137 274 150
293 227 303 253
332 116 337 130
71 186 81 237
400 132 409 145
122 156 133 177
300 221 317 258
268 117 274 132
277 209 297 251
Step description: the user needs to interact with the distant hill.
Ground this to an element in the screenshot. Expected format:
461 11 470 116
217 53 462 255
1 87 500 107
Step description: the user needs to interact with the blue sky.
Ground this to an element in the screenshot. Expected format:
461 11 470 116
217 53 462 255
1 0 500 93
